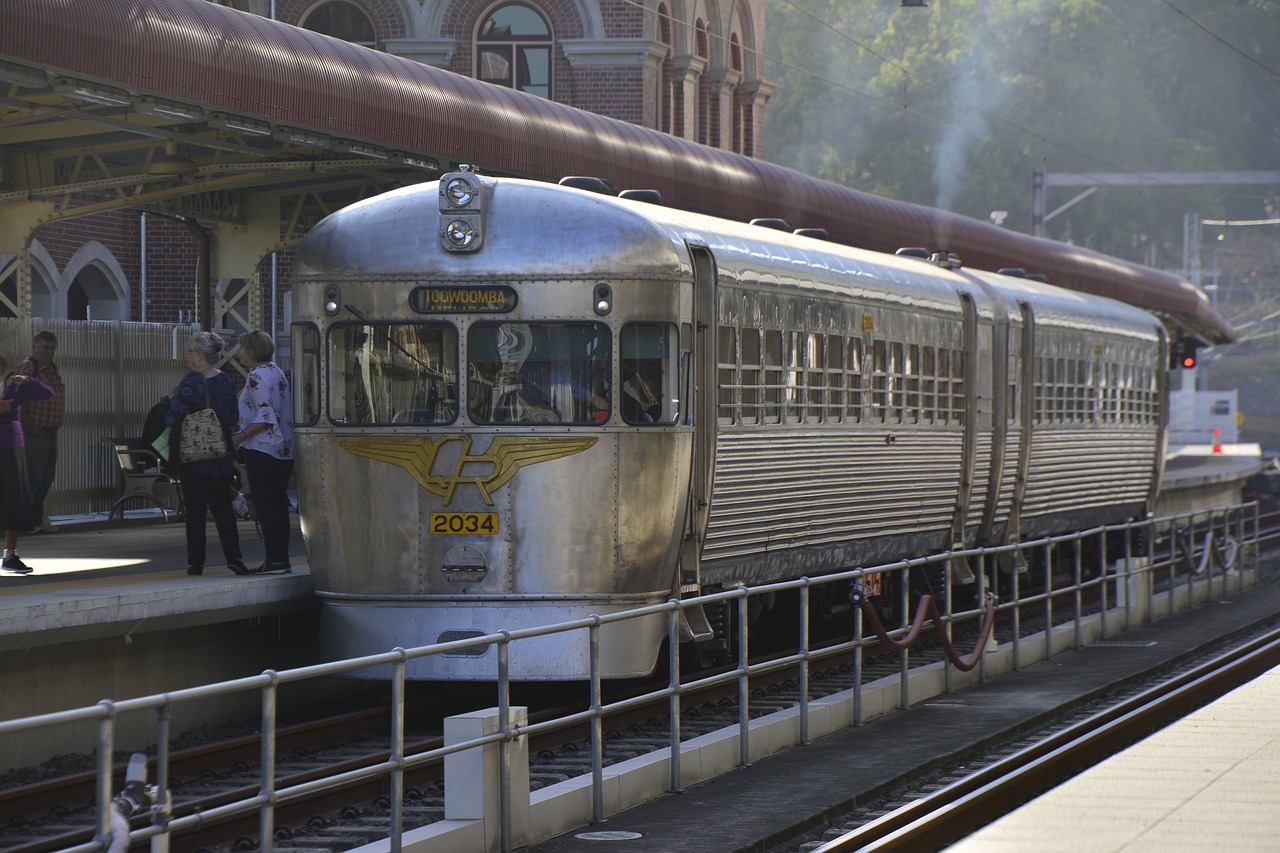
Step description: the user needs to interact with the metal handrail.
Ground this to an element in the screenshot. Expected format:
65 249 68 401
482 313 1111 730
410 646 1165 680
0 501 1259 852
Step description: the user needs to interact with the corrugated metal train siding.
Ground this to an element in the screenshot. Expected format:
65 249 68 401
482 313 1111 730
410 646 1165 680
703 431 964 564
1022 431 1157 519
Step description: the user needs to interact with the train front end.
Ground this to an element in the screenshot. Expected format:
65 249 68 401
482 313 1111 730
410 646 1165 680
291 173 694 679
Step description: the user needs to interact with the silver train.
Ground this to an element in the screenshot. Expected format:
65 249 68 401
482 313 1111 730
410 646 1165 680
291 171 1167 680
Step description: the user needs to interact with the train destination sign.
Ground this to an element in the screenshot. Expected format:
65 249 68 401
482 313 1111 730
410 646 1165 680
410 285 517 314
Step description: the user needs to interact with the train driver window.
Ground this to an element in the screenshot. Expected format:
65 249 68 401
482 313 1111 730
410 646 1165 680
468 322 611 425
291 322 321 426
621 323 679 425
327 322 459 425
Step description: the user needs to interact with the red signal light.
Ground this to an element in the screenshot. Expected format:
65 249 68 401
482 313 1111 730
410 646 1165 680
1181 354 1197 369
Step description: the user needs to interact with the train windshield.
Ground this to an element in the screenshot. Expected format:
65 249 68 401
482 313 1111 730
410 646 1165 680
327 322 459 425
468 322 611 424
620 323 679 424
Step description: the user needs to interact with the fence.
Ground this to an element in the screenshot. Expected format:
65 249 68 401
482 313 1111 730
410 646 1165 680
0 502 1259 853
1 318 202 516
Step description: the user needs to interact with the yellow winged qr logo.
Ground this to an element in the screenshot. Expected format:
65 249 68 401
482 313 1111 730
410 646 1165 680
335 434 598 506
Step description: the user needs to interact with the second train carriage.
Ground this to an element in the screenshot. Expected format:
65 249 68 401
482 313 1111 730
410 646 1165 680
291 171 1167 680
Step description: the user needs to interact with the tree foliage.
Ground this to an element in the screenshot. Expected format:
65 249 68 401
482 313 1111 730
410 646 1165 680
764 0 1280 267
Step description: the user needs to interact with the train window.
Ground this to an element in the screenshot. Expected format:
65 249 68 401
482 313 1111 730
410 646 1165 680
904 343 920 425
826 335 845 423
328 322 459 426
621 323 679 425
718 325 738 424
291 323 320 426
888 341 905 423
936 348 951 424
805 333 824 423
870 339 888 424
846 338 863 423
785 331 803 424
950 349 966 425
476 4 553 99
920 345 936 424
763 329 784 425
740 328 762 425
468 322 610 425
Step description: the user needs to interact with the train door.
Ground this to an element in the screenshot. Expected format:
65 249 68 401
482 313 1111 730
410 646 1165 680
677 244 718 641
949 293 980 581
1007 301 1036 548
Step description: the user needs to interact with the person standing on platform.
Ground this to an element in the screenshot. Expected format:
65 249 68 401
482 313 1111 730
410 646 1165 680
165 332 249 577
1 349 52 574
232 330 294 574
17 331 65 533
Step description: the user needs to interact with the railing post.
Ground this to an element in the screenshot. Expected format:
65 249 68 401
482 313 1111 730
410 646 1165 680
799 580 810 745
589 620 604 823
667 604 683 792
853 574 864 725
389 654 405 853
259 672 278 852
737 591 750 768
95 701 116 849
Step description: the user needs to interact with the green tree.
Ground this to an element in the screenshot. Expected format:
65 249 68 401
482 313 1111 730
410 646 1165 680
765 0 1280 265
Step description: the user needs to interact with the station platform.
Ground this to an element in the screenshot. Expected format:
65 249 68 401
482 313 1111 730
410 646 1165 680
948 661 1280 852
521 564 1280 853
0 509 311 652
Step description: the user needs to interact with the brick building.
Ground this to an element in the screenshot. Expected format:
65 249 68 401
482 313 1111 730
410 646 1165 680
1 0 770 329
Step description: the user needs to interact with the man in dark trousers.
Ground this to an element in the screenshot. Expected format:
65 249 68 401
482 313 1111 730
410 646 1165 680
17 331 65 532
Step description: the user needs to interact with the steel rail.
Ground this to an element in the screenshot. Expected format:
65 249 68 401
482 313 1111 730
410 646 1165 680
811 625 1280 852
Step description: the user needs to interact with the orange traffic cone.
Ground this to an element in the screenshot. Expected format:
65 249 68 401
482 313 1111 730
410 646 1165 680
1212 427 1222 453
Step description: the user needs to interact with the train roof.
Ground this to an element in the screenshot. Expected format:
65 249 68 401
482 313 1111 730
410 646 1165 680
299 176 1165 343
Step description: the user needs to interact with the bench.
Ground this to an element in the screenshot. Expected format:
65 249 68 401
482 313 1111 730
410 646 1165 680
107 437 182 521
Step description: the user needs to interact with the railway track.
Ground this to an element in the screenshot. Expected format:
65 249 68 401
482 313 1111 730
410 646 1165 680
2 512 1275 852
781 621 1280 853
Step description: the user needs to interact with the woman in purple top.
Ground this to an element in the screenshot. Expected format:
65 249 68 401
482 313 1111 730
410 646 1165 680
164 332 249 577
1 349 52 574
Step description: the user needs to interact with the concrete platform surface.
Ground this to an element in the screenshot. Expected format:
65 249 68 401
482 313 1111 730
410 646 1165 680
0 511 311 650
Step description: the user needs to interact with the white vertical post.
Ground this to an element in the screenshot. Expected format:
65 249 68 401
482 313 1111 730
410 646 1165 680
444 706 529 852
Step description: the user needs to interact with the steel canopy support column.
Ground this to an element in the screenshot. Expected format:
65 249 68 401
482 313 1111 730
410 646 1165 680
0 199 56 319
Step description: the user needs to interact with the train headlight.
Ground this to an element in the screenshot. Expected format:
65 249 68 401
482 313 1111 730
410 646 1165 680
439 170 485 252
324 284 340 316
444 176 475 208
593 282 612 315
443 217 480 250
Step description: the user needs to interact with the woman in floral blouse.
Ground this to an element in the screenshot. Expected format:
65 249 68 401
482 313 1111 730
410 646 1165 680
232 330 294 574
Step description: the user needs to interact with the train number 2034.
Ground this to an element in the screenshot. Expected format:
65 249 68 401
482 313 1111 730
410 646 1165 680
430 512 500 535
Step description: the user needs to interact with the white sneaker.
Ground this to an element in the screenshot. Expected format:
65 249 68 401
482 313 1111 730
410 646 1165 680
231 495 250 519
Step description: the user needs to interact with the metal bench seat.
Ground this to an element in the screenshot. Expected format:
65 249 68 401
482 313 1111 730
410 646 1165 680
107 437 182 521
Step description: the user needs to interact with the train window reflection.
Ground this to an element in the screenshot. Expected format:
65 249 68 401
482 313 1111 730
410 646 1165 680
291 323 321 426
621 323 679 425
469 322 611 424
328 323 458 425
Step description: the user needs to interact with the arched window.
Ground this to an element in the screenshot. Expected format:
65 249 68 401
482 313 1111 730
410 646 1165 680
476 3 552 99
300 1 377 49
